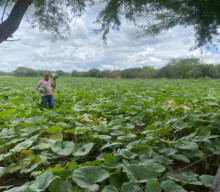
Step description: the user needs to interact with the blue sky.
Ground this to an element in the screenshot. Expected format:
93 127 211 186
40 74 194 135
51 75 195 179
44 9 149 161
0 3 220 72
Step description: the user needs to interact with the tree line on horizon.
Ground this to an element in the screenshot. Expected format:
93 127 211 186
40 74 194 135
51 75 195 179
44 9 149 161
1 58 220 79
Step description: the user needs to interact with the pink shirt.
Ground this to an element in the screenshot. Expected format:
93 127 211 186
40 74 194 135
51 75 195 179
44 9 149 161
38 79 53 96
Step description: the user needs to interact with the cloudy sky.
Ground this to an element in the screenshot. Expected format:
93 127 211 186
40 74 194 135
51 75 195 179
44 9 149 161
0 3 220 72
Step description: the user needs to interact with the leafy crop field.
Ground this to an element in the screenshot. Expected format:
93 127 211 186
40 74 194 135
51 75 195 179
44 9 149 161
0 77 219 192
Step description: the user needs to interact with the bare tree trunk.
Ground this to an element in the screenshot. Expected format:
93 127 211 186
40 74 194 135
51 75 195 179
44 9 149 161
0 0 33 44
211 165 220 192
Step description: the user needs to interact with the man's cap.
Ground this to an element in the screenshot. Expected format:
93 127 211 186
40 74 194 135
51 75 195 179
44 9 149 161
43 72 49 77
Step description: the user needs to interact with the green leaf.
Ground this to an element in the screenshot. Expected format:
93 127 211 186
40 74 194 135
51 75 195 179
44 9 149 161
171 154 190 163
46 125 63 134
52 163 77 180
101 142 122 150
124 164 157 183
10 140 35 153
73 143 94 157
30 170 59 192
161 180 187 192
154 155 173 164
176 141 198 150
5 185 35 192
72 166 110 191
115 149 137 159
49 179 72 192
101 185 118 192
0 167 7 177
121 182 143 192
52 141 75 156
25 116 46 124
145 180 162 192
167 172 202 185
50 131 63 141
199 175 215 187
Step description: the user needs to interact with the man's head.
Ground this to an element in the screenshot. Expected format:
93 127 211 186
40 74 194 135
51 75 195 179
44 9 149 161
43 72 49 81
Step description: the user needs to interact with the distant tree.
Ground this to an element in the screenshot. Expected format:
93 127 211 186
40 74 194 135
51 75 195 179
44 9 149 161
139 66 156 78
108 70 121 78
121 68 143 78
88 68 100 77
157 64 174 78
14 66 38 77
187 65 203 79
98 70 111 78
56 70 65 76
71 70 81 77
168 58 201 78
214 64 220 78
0 71 13 76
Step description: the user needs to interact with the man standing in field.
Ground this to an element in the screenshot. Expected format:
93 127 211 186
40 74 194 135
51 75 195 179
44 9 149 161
36 72 56 109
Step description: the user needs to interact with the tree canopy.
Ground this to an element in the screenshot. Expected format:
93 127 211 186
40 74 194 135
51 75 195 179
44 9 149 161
0 0 219 47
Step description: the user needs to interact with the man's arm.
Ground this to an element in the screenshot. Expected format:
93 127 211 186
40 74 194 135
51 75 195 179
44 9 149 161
36 81 41 90
51 79 56 88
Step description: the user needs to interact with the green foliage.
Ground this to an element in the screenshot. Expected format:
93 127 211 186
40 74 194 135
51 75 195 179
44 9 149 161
14 67 38 77
0 77 219 191
72 166 110 191
1 0 219 47
96 0 220 48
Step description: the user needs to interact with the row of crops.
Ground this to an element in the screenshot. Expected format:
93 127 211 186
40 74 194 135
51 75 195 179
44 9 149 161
0 77 219 192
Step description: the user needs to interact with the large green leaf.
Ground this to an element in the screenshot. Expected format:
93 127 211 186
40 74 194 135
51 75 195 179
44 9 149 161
121 182 143 192
199 174 215 187
145 180 162 192
101 142 122 150
46 125 63 134
124 164 157 183
52 141 75 156
5 185 35 192
115 149 137 159
30 170 59 192
0 167 7 177
161 180 187 192
175 141 198 150
24 116 46 124
167 172 202 185
49 179 72 192
72 166 110 191
73 143 94 157
10 140 35 153
101 185 118 192
171 154 190 163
